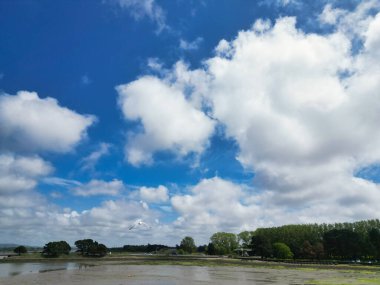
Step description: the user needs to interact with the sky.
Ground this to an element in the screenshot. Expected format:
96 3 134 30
1 0 380 247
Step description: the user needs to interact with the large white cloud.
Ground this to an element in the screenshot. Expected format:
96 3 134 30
198 14 380 218
3 2 380 247
117 76 215 166
0 91 96 153
0 196 161 245
171 177 259 241
137 4 380 227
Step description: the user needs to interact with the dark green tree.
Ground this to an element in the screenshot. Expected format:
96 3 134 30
323 229 362 259
207 242 216 255
180 236 196 254
369 228 380 259
197 244 207 253
14 245 27 255
42 241 71 257
75 239 107 257
251 235 272 258
75 239 94 255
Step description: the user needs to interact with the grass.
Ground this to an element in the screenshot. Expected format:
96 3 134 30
306 277 380 285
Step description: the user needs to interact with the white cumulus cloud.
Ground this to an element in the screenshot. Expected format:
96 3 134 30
138 5 380 227
171 177 258 240
140 185 169 203
117 76 215 166
0 91 96 153
0 154 53 194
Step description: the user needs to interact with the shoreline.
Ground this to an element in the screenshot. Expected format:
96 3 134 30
1 255 379 272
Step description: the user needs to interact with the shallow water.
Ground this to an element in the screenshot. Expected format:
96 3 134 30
0 262 85 277
0 264 379 284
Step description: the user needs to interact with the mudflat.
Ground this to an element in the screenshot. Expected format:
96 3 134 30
1 264 380 285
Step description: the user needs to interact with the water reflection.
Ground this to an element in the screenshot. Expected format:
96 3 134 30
0 262 87 277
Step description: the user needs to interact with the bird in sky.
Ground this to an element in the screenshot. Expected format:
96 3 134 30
128 220 151 230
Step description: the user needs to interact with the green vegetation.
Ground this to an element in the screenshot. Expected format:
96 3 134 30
179 236 196 254
6 219 380 265
237 231 254 248
75 239 107 257
111 244 169 253
42 241 71 257
250 219 380 261
210 232 239 255
13 245 27 255
273 242 293 259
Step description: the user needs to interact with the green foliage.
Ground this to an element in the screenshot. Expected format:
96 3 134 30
273 242 294 259
369 228 380 259
312 242 324 260
180 236 196 254
111 244 168 253
75 239 108 257
251 235 272 258
252 219 380 260
238 231 254 247
42 241 71 257
197 244 207 253
207 242 216 255
210 232 238 255
13 245 27 255
323 229 363 259
177 248 185 255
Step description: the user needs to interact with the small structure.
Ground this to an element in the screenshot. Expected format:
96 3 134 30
234 248 252 257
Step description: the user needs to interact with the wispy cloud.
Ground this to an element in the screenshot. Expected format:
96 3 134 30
71 179 124 197
80 143 111 171
113 0 167 33
81 74 92 85
179 37 203 51
42 177 81 187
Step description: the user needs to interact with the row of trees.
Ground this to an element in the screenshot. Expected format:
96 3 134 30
42 239 107 258
250 219 380 260
38 219 380 260
112 244 169 253
176 219 380 260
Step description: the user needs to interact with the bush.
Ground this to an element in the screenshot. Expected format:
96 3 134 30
273 242 294 259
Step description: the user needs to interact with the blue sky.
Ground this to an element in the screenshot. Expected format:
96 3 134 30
1 0 380 247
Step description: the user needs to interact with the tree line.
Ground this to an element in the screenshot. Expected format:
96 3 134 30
111 244 169 253
15 219 380 261
197 219 380 261
250 219 380 260
42 239 108 257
